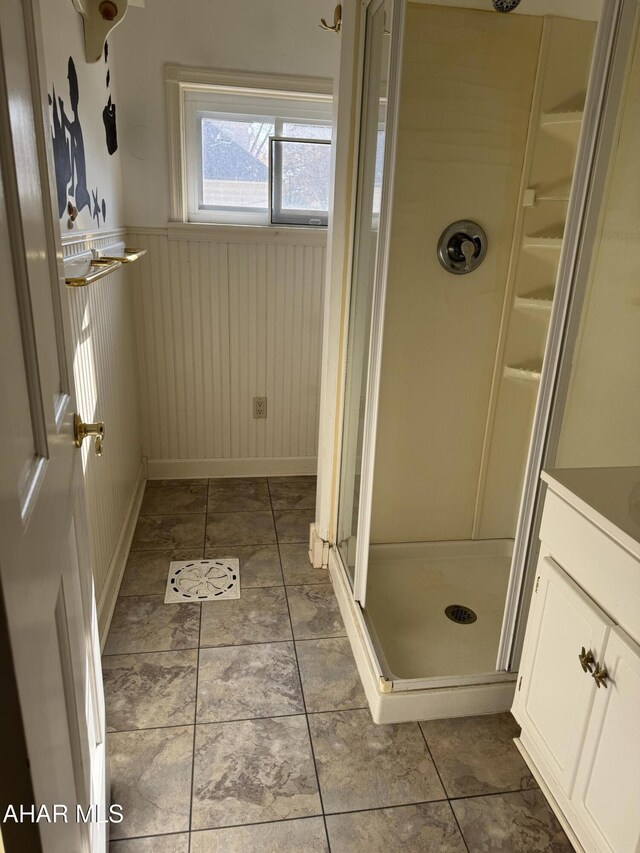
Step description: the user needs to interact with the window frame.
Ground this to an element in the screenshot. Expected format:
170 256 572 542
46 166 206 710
165 65 333 229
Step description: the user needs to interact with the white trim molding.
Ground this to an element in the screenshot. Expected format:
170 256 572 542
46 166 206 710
97 462 146 648
147 456 318 480
166 222 327 246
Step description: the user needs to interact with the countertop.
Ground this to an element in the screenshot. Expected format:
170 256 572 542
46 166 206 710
542 466 640 558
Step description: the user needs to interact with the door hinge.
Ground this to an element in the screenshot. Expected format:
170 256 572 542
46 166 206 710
518 676 523 691
535 575 540 593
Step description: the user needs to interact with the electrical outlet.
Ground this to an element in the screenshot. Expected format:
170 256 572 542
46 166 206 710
253 396 267 419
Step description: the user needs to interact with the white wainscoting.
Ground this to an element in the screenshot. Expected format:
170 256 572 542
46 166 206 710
63 229 144 641
127 226 326 478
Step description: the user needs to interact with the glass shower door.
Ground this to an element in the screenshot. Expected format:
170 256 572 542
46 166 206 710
336 0 398 592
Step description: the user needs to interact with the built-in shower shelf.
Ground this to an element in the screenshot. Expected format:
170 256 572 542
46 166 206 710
541 109 584 127
504 361 543 382
515 287 554 311
523 187 571 207
523 234 563 249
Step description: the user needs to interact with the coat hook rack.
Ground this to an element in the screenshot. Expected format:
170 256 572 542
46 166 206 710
72 0 129 62
320 4 342 32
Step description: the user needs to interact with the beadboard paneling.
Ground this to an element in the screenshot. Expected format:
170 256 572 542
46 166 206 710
128 229 326 472
64 231 143 616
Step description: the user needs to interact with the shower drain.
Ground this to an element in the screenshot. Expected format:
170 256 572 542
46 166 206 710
445 604 477 625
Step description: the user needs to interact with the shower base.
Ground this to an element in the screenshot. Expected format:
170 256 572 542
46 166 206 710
364 539 513 680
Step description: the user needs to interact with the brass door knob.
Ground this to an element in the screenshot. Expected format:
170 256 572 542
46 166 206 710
74 414 105 456
579 647 595 673
592 663 609 689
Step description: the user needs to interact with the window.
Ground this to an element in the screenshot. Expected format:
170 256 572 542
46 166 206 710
178 80 332 227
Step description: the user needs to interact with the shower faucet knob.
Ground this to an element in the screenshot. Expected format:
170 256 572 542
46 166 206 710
437 220 488 276
461 239 476 272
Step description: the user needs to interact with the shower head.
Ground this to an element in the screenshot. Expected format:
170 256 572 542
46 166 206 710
492 0 522 11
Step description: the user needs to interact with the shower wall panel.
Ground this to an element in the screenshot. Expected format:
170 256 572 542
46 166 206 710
370 4 541 544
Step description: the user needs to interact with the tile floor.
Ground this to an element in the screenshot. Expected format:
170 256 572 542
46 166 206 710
105 476 572 852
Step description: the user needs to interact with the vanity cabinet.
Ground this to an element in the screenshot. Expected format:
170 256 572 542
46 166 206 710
513 469 640 853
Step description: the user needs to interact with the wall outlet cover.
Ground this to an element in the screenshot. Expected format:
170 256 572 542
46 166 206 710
253 396 267 418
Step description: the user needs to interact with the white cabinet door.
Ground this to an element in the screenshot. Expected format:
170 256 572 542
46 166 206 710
516 557 612 796
572 627 640 853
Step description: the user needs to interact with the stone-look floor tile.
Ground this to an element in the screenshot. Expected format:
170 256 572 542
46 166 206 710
104 595 200 655
103 650 197 732
197 642 303 722
108 726 193 839
326 802 467 853
296 638 367 712
140 481 208 516
268 476 317 510
420 712 535 798
204 544 283 588
131 514 206 551
200 587 292 647
308 709 445 813
191 716 321 830
191 817 328 852
119 549 203 597
274 510 313 543
206 511 276 547
287 584 346 640
110 834 190 852
208 477 271 511
280 543 329 585
451 789 574 852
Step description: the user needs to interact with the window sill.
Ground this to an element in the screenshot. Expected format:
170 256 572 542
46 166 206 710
167 221 328 246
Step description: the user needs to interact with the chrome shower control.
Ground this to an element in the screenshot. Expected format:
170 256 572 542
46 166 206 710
437 220 488 275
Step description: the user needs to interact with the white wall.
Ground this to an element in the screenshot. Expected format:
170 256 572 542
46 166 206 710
129 227 325 476
64 233 144 632
112 0 339 227
40 0 124 230
106 0 338 475
39 2 143 637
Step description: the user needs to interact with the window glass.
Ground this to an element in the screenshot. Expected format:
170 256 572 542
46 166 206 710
271 138 331 225
282 122 332 140
200 117 274 211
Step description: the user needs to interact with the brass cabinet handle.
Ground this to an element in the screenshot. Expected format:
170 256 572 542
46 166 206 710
579 647 595 673
592 663 609 689
74 413 105 456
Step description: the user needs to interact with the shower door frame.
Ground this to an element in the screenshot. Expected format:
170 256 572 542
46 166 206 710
349 0 406 606
317 0 639 702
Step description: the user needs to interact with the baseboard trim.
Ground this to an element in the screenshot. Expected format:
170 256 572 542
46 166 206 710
96 463 146 650
147 456 318 479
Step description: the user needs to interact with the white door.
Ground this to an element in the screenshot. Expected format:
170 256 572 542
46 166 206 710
0 2 107 852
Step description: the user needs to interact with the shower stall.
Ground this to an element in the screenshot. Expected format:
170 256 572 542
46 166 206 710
315 0 634 722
